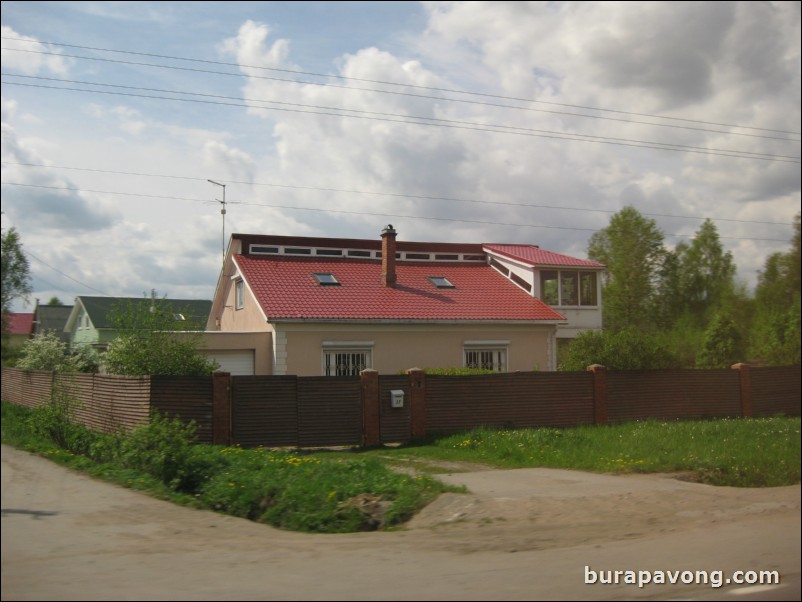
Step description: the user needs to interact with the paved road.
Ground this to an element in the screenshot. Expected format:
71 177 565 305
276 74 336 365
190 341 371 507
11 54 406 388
2 444 800 600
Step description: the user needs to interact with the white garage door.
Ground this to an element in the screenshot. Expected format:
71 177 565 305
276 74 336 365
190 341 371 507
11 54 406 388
205 350 255 375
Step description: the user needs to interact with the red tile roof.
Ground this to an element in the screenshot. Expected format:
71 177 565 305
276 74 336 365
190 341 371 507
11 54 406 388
484 244 605 268
235 255 565 322
4 313 34 335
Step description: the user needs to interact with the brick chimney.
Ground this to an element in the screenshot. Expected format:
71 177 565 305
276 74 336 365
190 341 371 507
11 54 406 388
381 224 397 287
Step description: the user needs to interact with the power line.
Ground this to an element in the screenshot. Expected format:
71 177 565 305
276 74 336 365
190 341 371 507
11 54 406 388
4 79 800 163
2 46 790 142
1 181 792 243
6 74 798 162
3 35 799 138
25 249 112 297
2 162 795 227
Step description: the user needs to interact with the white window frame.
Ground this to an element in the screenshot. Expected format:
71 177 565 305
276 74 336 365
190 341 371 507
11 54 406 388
540 270 599 307
321 341 374 376
463 340 509 372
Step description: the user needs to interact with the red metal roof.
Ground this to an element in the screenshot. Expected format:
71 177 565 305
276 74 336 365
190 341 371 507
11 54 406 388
4 313 34 335
484 244 605 268
235 255 565 322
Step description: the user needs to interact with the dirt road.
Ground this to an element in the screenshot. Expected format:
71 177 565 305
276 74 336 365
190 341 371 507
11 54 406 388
2 444 800 600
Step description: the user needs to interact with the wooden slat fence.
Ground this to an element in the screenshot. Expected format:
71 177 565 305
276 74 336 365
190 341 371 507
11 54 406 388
606 369 742 423
425 371 595 433
2 365 799 447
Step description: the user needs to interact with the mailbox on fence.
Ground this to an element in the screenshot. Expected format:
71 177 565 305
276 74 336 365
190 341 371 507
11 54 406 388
390 389 404 408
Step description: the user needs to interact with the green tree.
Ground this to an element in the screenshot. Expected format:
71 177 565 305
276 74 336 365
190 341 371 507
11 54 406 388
102 292 218 376
678 219 736 324
47 296 64 305
1 227 32 362
749 214 801 365
16 331 98 373
696 310 744 368
653 241 687 329
558 327 677 371
587 207 665 331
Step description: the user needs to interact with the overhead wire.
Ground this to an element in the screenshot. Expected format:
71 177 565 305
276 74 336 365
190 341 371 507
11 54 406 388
1 36 798 252
3 74 798 162
2 161 796 227
1 182 792 243
4 79 799 163
25 249 113 297
2 42 799 142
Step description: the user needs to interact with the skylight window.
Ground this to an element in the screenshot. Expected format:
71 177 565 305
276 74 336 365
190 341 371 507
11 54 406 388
314 273 340 286
429 276 455 289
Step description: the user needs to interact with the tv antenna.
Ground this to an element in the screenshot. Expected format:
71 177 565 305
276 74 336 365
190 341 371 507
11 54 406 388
207 179 227 267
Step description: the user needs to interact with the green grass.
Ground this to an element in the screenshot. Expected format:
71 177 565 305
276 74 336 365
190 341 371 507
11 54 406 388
365 418 801 487
3 400 799 536
0 400 456 533
198 445 452 532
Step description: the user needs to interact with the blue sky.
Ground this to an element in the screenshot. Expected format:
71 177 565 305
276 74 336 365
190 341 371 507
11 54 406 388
1 1 800 311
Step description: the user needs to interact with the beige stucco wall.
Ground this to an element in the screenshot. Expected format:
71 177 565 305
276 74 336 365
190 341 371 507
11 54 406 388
276 322 556 376
213 274 271 332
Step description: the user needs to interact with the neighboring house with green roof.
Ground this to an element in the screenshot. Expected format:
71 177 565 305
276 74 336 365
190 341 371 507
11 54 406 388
65 296 213 351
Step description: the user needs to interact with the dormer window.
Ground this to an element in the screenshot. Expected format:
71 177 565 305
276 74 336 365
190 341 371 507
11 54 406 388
429 276 455 289
314 273 340 286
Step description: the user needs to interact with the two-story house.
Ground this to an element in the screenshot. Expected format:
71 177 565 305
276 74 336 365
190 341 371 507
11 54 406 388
207 226 604 375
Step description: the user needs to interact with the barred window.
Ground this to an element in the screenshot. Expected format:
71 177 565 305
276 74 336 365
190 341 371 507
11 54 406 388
322 349 372 376
464 348 507 372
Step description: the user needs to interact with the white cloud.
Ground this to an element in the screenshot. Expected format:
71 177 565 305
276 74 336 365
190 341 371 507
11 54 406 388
1 25 71 76
202 140 256 184
219 20 294 73
215 4 798 290
1 1 798 307
0 121 118 232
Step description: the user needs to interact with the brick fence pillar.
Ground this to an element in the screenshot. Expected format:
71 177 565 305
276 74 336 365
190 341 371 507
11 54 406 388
212 372 232 445
731 363 753 418
406 368 426 440
587 364 608 425
361 369 381 447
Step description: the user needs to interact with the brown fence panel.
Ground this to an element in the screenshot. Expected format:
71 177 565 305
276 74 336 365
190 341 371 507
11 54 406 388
151 376 215 443
55 373 95 429
1 368 25 406
751 366 801 417
297 377 362 447
607 370 741 423
12 370 55 409
89 375 151 433
379 375 411 443
426 372 595 434
232 376 298 447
